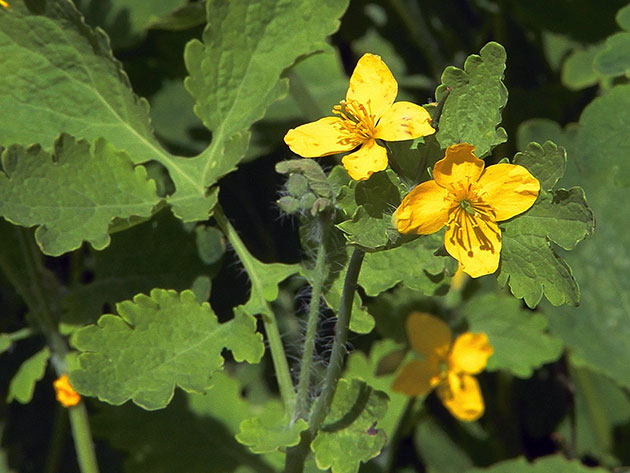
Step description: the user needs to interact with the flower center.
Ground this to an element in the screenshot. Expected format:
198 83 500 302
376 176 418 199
332 99 376 146
459 199 476 215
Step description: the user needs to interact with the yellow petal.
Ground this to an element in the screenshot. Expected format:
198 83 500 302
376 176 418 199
53 375 81 407
374 102 435 141
284 117 358 158
405 312 452 359
433 143 485 192
444 209 501 278
476 163 540 221
346 53 397 120
394 180 450 234
341 138 388 180
449 332 493 375
392 359 441 397
438 372 485 421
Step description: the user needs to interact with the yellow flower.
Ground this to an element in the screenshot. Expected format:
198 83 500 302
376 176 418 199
0 1 9 8
53 374 81 407
392 312 493 421
284 53 435 181
393 143 540 278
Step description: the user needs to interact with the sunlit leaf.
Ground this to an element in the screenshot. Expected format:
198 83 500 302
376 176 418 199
236 410 308 454
7 347 50 404
70 289 264 409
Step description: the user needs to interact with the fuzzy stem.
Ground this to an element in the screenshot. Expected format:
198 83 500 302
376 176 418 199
213 205 296 413
283 248 365 473
293 218 328 420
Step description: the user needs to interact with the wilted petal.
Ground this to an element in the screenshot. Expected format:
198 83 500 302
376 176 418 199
284 117 357 158
394 180 450 234
346 53 398 120
444 209 501 278
374 102 435 141
406 312 452 359
433 144 485 192
437 372 485 421
392 358 441 397
449 333 493 375
477 163 540 221
341 138 388 181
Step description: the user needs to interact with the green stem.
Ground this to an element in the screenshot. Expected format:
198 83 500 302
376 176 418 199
13 230 101 473
213 205 296 412
294 218 329 421
44 405 68 473
68 404 100 473
5 327 35 342
284 248 365 473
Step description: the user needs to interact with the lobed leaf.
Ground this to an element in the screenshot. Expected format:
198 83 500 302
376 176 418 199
310 379 388 473
0 134 159 256
462 293 563 377
497 141 594 307
236 411 308 454
594 3 630 77
7 347 50 404
70 289 264 410
435 42 508 157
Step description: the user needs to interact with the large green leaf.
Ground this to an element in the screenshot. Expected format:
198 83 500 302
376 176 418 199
7 347 50 404
544 85 630 387
310 379 388 473
465 455 609 473
435 42 507 157
462 292 563 377
497 142 594 307
178 0 349 220
0 135 159 256
69 289 264 409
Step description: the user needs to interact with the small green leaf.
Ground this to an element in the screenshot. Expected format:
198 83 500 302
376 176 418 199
236 410 308 454
70 289 264 409
311 379 388 473
7 347 50 404
0 334 11 354
435 42 508 157
359 233 450 297
0 135 159 256
336 170 404 251
463 293 563 377
465 455 609 473
241 259 299 319
497 142 594 307
593 4 630 77
561 46 603 90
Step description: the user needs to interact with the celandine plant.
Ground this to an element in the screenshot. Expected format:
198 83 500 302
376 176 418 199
5 0 630 472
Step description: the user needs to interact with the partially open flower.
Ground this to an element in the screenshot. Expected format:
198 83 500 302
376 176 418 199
284 53 435 181
53 374 81 407
393 312 493 421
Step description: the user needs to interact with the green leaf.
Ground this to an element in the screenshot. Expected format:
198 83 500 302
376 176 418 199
0 134 159 256
359 233 450 297
92 390 277 473
60 211 221 333
69 289 264 409
0 334 10 354
236 410 308 454
593 4 630 77
561 46 603 90
336 170 404 251
177 0 349 220
310 379 388 473
497 141 594 307
343 340 409 438
557 365 630 465
465 455 609 473
241 259 299 319
435 42 508 157
7 347 50 404
462 293 563 377
545 84 630 388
